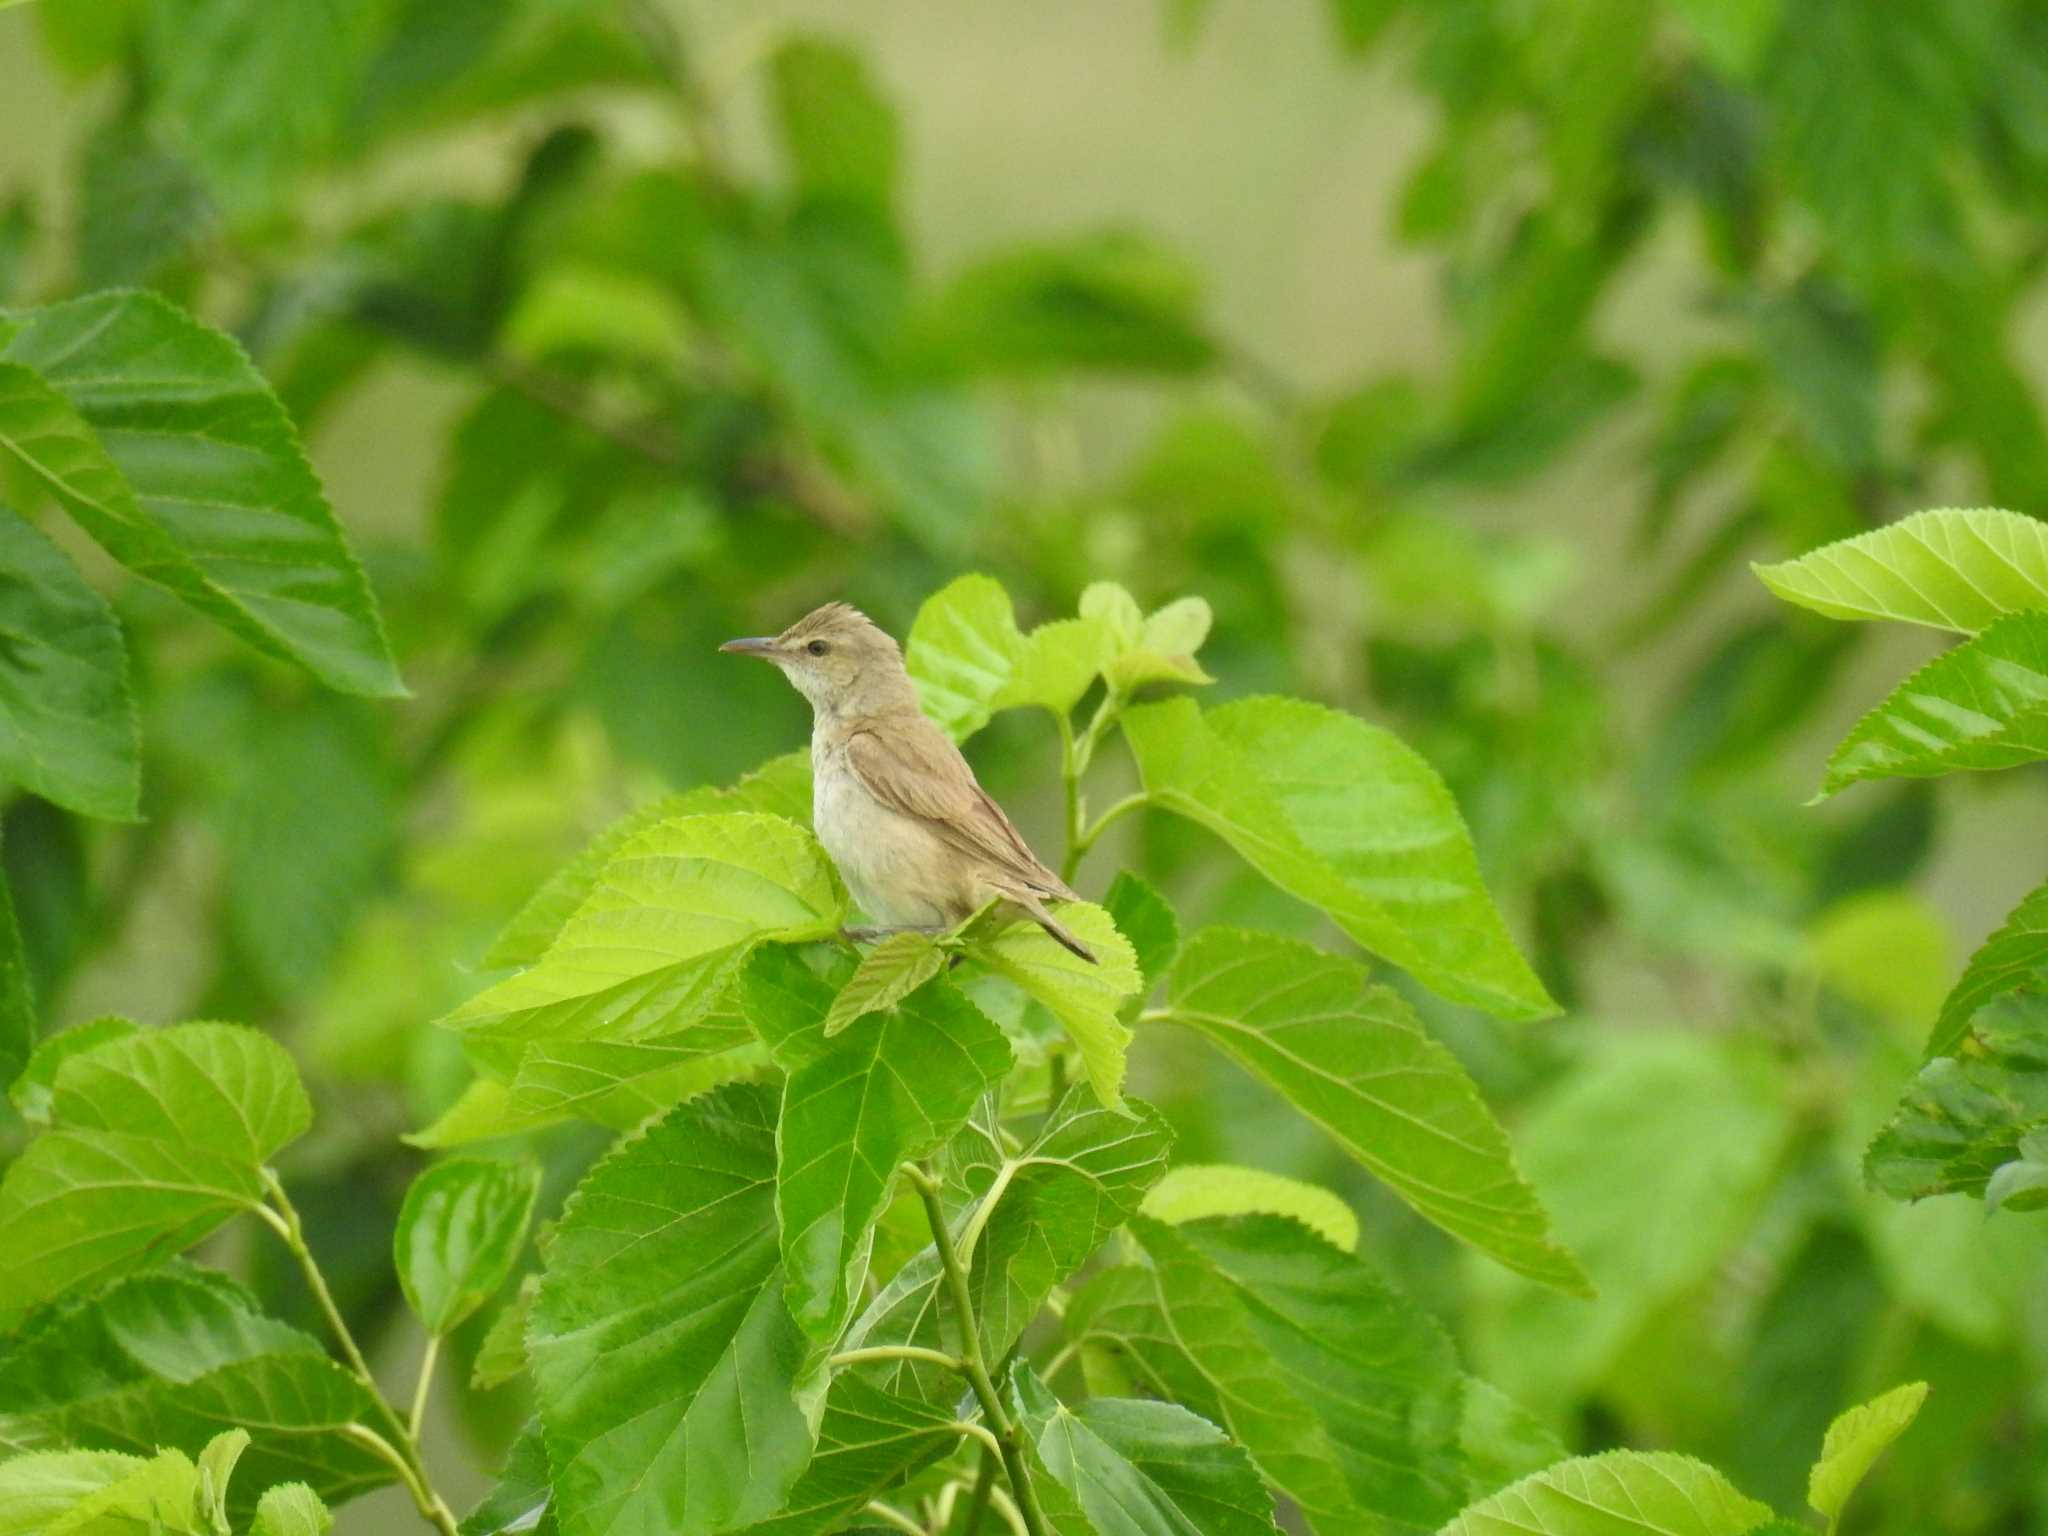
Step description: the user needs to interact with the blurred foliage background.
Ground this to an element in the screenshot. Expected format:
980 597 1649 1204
5 0 2048 1530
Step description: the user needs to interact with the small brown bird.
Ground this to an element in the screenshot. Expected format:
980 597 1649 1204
721 602 1097 963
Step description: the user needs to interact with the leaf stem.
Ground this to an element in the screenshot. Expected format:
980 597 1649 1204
903 1164 1051 1536
863 1501 928 1536
263 1171 461 1536
959 1446 998 1536
409 1334 441 1441
1066 792 1148 880
1057 688 1129 883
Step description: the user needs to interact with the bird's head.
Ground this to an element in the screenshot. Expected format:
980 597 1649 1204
720 602 917 718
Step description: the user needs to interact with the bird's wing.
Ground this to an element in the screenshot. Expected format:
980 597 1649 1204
843 722 1075 900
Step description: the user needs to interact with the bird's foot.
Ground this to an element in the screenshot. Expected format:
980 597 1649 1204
840 924 951 945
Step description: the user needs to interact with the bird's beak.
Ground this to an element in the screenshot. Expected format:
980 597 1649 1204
719 636 780 660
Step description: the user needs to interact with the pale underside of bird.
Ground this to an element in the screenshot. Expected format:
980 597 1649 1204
721 602 1097 963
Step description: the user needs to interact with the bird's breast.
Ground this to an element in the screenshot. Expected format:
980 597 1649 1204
812 741 960 927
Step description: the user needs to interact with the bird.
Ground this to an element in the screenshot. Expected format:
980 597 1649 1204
720 602 1097 963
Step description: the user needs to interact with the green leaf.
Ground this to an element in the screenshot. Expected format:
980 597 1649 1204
10 1018 136 1124
485 753 812 969
1986 1145 2048 1214
0 1023 312 1324
770 39 899 211
0 1268 391 1515
1140 1165 1358 1252
461 1420 554 1536
967 903 1139 1109
1122 697 1554 1020
1816 612 2048 796
250 1483 331 1536
0 500 137 820
1864 994 2048 1202
1754 507 2048 634
1108 1214 1467 1531
0 859 33 1092
446 812 845 1042
1459 1379 1567 1500
844 1089 1171 1402
1157 929 1587 1293
1100 591 1216 691
0 292 402 696
1807 1382 1928 1532
394 1158 540 1336
919 232 1216 377
1466 1031 1789 1412
1439 1452 1773 1536
1010 1363 1280 1536
195 1428 246 1531
43 1444 208 1536
1924 875 2048 1059
530 1082 828 1536
471 1276 538 1391
825 932 946 1037
143 0 378 214
905 575 1113 741
1103 871 1179 997
0 1449 149 1536
731 1376 960 1536
742 945 1013 1341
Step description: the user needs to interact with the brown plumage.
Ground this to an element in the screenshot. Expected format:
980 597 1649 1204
720 603 1097 962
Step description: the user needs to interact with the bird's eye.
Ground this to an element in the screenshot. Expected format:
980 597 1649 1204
807 639 829 657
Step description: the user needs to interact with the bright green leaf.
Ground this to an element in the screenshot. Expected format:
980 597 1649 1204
9 1016 136 1124
250 1482 332 1536
1754 507 2048 634
0 1023 312 1324
1141 1165 1358 1252
825 931 946 1037
1439 1451 1773 1536
1808 1381 1928 1532
394 1158 541 1335
471 1276 538 1391
0 500 137 820
44 1444 207 1536
195 1429 246 1530
1 292 403 696
968 902 1140 1109
742 945 1012 1341
1010 1363 1281 1536
1817 612 2048 796
1158 929 1587 1293
0 1449 149 1536
445 812 845 1042
1123 698 1554 1020
770 39 899 211
530 1082 827 1536
906 574 1113 740
485 753 812 970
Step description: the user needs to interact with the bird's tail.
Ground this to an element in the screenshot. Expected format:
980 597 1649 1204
1010 891 1097 964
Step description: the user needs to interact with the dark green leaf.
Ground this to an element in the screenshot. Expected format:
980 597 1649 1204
530 1083 827 1536
1925 875 2048 1059
1 292 403 696
1817 613 2048 797
0 1267 390 1516
919 233 1216 377
844 1088 1171 1403
1157 929 1586 1293
742 945 1013 1341
394 1158 540 1336
0 501 136 821
1865 994 2048 1202
0 861 36 1091
1122 697 1554 1020
1102 873 1179 999
1010 1363 1280 1536
0 1023 312 1325
732 1376 960 1536
461 1420 554 1536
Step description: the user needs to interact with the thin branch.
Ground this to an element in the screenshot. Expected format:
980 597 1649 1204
408 1333 441 1441
904 1165 1051 1536
830 1345 964 1373
862 1501 928 1536
959 1446 999 1536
